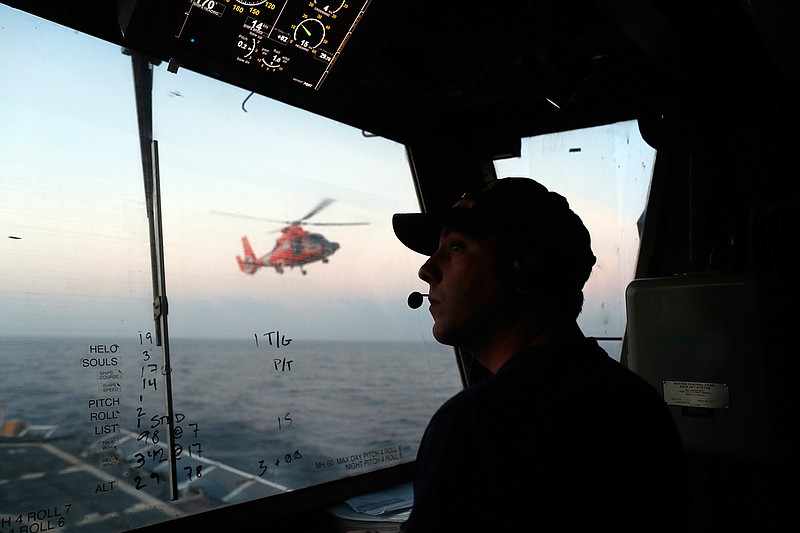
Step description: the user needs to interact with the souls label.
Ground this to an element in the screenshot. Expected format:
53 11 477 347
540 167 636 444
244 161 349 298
81 357 118 367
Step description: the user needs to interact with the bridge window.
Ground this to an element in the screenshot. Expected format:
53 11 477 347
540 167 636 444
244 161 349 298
494 121 656 360
0 6 461 531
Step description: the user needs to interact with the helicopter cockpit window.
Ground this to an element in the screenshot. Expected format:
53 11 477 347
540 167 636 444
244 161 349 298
494 121 655 360
0 6 461 532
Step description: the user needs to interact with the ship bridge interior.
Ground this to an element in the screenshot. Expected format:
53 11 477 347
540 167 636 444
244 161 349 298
1 0 799 531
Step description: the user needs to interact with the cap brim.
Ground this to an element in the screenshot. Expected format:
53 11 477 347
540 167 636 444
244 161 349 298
392 212 450 256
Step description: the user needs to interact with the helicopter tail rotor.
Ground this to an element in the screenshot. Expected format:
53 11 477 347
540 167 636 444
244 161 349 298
237 236 259 275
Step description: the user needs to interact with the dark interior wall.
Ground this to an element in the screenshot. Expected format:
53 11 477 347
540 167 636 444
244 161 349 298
636 72 800 531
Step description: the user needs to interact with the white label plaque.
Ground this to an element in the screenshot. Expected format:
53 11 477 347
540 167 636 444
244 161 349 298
662 381 730 409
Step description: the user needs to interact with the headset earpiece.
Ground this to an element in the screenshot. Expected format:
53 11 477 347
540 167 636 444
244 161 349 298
513 252 540 286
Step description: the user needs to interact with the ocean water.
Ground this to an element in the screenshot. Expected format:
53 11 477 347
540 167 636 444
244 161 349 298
0 335 462 525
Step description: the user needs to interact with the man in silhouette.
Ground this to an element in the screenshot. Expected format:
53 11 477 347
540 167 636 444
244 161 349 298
393 177 687 531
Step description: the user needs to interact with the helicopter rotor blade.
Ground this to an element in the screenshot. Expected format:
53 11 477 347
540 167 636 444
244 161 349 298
211 199 368 227
303 221 370 226
296 198 335 224
210 210 287 224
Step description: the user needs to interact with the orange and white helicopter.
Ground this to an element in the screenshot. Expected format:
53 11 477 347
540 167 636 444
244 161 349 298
217 199 368 275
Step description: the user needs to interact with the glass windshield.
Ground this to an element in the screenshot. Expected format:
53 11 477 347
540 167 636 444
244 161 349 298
494 121 655 360
0 6 461 531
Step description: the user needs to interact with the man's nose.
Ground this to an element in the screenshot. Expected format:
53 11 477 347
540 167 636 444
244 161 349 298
418 255 440 284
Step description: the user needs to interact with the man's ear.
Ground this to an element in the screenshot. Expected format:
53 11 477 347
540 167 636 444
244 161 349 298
512 252 541 292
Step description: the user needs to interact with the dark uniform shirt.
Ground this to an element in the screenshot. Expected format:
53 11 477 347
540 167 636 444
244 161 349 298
403 338 687 532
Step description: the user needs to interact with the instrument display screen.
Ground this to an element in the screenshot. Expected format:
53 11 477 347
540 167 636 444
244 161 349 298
175 0 372 90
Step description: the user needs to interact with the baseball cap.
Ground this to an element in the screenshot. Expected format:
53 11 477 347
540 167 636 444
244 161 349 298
392 177 597 289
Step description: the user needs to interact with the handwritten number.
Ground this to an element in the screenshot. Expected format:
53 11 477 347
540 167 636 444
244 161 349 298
184 465 203 480
136 328 204 491
261 450 302 471
188 442 203 457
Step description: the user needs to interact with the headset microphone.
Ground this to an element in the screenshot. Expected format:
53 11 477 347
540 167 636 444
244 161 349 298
407 291 429 309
